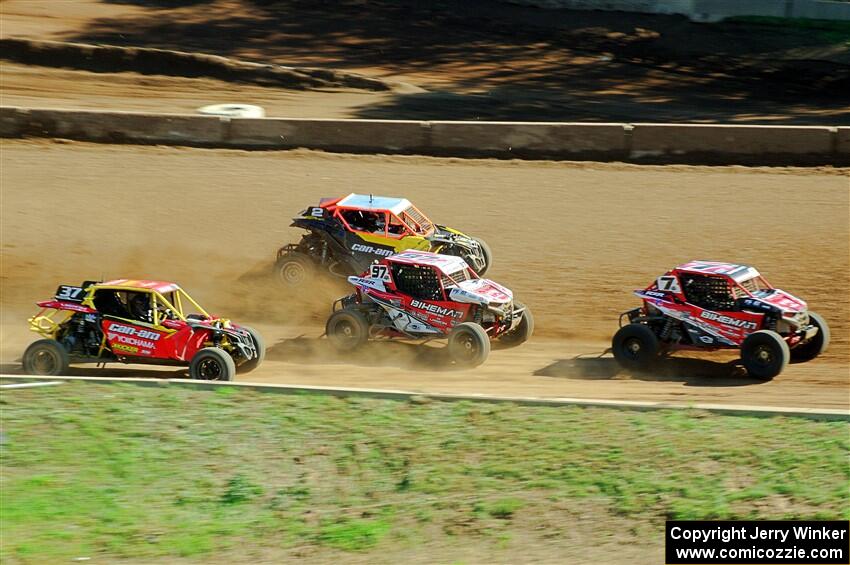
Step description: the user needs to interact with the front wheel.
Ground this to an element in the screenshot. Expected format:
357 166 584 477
741 330 789 380
326 309 370 352
790 311 830 362
275 252 314 287
612 323 659 371
236 326 265 374
471 237 493 276
22 339 70 376
448 322 491 368
499 302 534 347
189 347 236 381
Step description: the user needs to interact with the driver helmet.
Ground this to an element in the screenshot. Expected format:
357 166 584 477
129 293 151 322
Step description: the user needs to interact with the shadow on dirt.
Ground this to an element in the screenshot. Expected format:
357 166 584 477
0 363 26 375
535 354 768 387
63 0 850 124
0 362 188 379
266 335 469 372
102 0 209 7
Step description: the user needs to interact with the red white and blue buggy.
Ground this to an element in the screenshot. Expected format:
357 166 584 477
612 261 829 380
325 250 532 367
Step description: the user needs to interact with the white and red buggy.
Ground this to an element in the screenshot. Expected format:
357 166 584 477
612 261 829 379
325 250 533 367
23 279 264 381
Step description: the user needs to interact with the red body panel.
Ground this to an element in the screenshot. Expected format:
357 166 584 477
362 285 474 332
637 292 765 346
755 290 807 312
347 250 517 339
634 262 810 349
101 279 181 294
100 319 212 361
32 280 252 366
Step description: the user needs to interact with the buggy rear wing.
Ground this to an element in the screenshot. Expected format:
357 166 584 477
53 281 97 303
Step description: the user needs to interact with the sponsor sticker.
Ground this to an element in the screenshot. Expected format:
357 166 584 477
410 299 462 319
352 243 393 257
108 322 161 341
699 311 757 330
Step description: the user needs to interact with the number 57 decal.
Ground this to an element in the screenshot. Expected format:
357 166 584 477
656 275 681 293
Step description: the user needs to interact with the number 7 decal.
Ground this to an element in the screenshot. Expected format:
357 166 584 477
656 275 681 293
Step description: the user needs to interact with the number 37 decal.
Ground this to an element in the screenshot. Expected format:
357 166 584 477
656 275 681 293
56 285 85 301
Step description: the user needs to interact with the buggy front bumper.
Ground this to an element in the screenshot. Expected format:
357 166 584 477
619 308 642 327
799 324 819 342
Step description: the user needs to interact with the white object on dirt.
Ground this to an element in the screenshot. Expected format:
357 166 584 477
197 104 266 118
0 381 64 389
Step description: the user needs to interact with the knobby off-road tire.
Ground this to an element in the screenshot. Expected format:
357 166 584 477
275 252 314 287
790 311 830 362
612 323 660 371
448 322 490 368
741 330 790 380
326 308 370 352
499 302 534 347
236 326 265 374
437 238 492 276
472 237 493 276
22 339 70 376
189 347 236 381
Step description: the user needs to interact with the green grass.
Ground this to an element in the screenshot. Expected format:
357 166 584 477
1 383 847 562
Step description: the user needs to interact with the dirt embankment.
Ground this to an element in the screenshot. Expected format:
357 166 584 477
2 0 848 123
0 38 418 93
1 141 847 409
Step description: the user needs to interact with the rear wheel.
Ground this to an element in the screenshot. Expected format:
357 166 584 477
326 309 370 352
448 322 490 367
612 323 659 370
189 347 236 381
22 339 70 376
236 326 265 374
275 252 314 287
790 311 830 362
741 330 789 380
499 303 534 346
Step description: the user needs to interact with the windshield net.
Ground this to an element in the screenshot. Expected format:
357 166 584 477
441 268 473 288
739 276 768 293
401 206 434 235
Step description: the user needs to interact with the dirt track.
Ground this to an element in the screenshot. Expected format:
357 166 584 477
1 140 847 409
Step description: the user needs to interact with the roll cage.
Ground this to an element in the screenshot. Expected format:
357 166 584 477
85 284 211 326
383 259 477 302
656 270 775 311
332 204 435 239
30 282 214 340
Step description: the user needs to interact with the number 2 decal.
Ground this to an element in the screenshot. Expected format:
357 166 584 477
310 207 323 217
656 276 681 293
370 264 391 282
